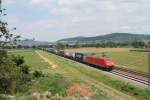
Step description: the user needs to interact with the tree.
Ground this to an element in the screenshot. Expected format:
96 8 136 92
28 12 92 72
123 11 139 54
0 2 20 48
75 41 81 48
0 50 31 94
32 45 36 49
132 41 144 48
55 42 66 50
0 54 20 94
0 1 30 94
17 45 22 48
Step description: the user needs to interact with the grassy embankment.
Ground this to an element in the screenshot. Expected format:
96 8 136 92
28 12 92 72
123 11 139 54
10 49 150 100
65 48 148 73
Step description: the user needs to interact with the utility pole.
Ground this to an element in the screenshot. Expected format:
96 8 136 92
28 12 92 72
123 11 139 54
148 54 150 88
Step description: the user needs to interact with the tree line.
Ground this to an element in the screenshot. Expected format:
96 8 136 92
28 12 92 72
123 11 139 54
53 41 145 50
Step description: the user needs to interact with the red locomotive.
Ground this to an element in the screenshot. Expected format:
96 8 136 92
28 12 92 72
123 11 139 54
84 56 114 70
75 53 114 71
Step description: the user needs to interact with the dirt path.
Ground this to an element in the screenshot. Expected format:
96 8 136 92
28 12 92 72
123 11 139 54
35 51 57 69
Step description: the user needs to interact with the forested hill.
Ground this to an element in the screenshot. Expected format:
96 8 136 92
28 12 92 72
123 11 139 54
16 39 50 46
58 33 150 43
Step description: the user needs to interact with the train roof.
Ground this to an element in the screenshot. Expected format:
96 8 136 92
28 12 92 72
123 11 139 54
85 55 110 60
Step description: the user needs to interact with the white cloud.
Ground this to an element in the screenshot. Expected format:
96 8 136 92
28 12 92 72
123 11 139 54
30 0 43 4
4 0 150 41
30 0 56 7
3 0 15 4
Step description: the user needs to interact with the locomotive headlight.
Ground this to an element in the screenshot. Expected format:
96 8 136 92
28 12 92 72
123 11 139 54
106 62 113 66
107 63 110 66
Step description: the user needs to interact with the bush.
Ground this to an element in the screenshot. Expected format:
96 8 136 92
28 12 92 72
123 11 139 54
0 50 31 94
19 65 32 86
33 70 44 78
0 58 20 94
12 55 24 66
20 64 30 74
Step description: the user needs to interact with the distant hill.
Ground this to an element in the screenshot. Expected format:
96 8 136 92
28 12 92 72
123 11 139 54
16 39 50 46
58 33 150 44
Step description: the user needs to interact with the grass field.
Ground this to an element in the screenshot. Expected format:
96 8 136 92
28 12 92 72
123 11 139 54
10 49 150 100
65 48 148 73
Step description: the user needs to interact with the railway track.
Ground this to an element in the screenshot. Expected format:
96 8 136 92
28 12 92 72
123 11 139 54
40 48 150 86
111 67 149 85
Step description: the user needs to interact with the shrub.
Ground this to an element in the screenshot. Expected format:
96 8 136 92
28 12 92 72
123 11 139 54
0 58 20 94
0 50 31 94
12 55 24 66
33 70 44 78
20 64 30 74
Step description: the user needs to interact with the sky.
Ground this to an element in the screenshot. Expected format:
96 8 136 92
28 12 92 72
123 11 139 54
2 0 150 42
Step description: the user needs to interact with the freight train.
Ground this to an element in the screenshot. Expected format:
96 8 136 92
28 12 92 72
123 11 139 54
40 48 114 71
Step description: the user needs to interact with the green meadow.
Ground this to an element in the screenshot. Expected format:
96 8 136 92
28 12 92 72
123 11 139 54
9 49 150 100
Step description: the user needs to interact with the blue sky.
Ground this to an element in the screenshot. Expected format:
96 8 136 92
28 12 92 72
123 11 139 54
2 0 150 42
